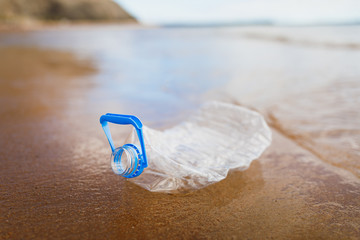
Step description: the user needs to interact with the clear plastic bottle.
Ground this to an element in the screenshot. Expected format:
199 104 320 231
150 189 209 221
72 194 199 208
114 101 272 193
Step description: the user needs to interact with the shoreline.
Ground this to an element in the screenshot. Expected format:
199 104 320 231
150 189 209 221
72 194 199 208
0 19 143 33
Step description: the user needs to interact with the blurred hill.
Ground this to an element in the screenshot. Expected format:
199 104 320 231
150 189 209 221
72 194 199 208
0 0 136 23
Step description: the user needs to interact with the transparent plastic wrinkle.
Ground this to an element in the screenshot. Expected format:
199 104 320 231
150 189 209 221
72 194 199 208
126 101 272 193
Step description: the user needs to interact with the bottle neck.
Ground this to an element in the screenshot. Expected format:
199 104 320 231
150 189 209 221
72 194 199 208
111 145 140 177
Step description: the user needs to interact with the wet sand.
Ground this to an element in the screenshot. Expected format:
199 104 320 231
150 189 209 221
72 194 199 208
268 81 360 178
1 43 360 238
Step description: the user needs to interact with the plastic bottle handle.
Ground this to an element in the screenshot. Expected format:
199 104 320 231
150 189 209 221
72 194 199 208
100 113 148 168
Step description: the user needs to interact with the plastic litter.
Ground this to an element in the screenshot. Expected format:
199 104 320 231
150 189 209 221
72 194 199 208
100 101 272 193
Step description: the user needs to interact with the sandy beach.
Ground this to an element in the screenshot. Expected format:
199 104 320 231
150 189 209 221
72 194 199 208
0 25 359 239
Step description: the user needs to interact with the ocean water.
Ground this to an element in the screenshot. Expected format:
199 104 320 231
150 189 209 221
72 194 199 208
1 25 359 178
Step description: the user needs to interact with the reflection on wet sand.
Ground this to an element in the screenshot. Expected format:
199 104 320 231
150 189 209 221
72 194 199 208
0 47 96 119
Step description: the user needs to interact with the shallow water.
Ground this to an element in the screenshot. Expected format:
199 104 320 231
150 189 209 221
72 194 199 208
1 25 360 124
269 80 360 177
1 25 359 238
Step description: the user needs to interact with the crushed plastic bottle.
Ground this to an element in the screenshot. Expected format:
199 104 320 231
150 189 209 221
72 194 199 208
120 101 272 193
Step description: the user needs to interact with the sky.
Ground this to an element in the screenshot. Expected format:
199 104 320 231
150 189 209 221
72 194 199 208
115 0 360 25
